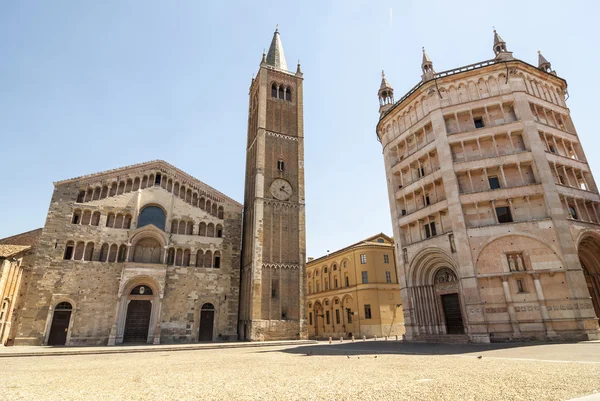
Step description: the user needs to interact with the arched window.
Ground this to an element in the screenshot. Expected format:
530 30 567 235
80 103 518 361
199 222 207 236
186 222 194 235
125 179 132 192
173 182 180 196
81 210 92 225
175 249 183 266
214 251 221 268
178 220 186 235
207 223 215 238
204 250 212 268
183 249 191 267
117 245 127 262
199 197 206 210
285 87 292 101
218 206 224 219
193 193 198 207
180 186 186 200
101 186 108 199
72 209 82 224
110 183 117 196
93 187 101 200
83 242 94 261
133 178 140 191
171 219 178 233
77 191 85 203
108 244 118 262
138 206 166 231
201 303 214 310
277 159 285 172
272 83 277 98
212 204 218 216
123 214 132 229
148 174 155 187
206 200 212 213
98 243 109 262
91 211 101 226
155 173 161 186
64 241 75 260
278 86 284 99
216 225 223 238
86 188 93 201
133 238 162 264
117 181 125 195
167 179 173 192
106 213 115 228
186 189 192 203
196 250 204 267
73 241 85 260
167 247 175 265
141 176 148 189
114 214 124 229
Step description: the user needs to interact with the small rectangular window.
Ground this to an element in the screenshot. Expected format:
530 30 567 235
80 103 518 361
474 117 484 128
424 222 437 238
309 312 313 325
516 279 525 293
347 309 353 323
364 304 372 319
361 271 368 284
335 309 340 324
496 206 513 223
386 271 392 284
334 278 338 288
277 160 285 172
214 256 221 269
326 310 330 325
488 176 501 190
384 254 390 264
425 195 431 206
549 145 556 154
345 274 349 287
360 254 367 264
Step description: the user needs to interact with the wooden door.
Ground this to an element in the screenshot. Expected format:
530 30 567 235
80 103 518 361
48 311 71 346
199 310 214 341
441 293 465 335
123 300 152 343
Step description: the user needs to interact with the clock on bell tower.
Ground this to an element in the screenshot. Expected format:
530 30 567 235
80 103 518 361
239 27 307 341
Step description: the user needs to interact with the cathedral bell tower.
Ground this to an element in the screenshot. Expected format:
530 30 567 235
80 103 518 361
239 27 307 341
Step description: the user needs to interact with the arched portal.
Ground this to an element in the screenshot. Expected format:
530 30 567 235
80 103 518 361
48 302 73 346
407 248 465 337
123 285 154 343
198 303 215 342
578 235 600 319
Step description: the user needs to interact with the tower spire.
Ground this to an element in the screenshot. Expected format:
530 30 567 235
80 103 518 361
266 25 288 71
538 50 554 74
378 70 394 115
492 29 513 60
421 47 435 82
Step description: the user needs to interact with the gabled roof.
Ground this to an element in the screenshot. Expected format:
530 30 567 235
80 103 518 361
0 228 42 247
54 160 242 207
307 233 394 266
266 26 288 71
0 245 31 258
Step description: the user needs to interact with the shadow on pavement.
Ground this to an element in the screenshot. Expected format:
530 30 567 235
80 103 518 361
262 340 586 358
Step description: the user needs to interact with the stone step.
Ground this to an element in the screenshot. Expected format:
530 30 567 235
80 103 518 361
414 334 470 344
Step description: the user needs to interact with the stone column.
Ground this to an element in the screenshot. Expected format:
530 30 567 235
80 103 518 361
532 273 556 338
501 276 521 337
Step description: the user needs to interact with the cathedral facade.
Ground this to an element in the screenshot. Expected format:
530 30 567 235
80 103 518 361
4 28 305 346
377 31 600 342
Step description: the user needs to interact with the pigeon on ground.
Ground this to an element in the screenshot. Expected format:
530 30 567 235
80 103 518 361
477 355 482 359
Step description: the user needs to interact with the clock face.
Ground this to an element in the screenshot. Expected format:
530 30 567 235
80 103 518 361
270 178 293 201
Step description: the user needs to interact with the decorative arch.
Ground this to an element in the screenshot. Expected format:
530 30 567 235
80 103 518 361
407 247 459 287
474 232 562 265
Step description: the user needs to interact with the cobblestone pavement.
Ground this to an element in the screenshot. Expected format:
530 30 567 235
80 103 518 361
2 341 600 401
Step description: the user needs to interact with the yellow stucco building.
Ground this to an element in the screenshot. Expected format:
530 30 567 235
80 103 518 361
306 234 404 339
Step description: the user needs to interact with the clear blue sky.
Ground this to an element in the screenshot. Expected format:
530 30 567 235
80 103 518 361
1 1 598 258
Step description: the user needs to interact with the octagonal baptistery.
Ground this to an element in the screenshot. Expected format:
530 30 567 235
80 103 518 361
376 31 600 342
14 160 242 346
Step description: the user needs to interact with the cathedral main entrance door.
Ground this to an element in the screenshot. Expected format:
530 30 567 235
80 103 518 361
123 300 152 343
441 293 464 334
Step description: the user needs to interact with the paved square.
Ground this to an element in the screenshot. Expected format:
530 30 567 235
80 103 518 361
2 341 600 400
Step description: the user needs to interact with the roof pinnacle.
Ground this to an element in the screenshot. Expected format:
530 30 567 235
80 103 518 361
265 25 288 70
